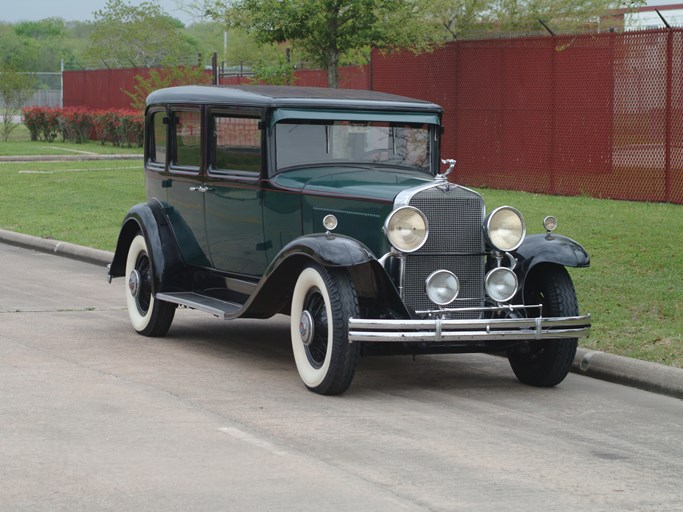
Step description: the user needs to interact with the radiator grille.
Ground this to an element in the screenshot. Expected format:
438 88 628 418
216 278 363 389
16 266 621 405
403 186 485 317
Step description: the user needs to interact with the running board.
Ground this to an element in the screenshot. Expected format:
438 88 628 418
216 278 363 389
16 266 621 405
156 292 242 318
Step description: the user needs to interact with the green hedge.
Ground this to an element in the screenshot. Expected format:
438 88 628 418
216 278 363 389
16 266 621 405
22 107 143 147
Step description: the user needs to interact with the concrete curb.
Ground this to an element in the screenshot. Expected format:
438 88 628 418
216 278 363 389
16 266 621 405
1 228 682 400
0 229 113 268
573 348 683 399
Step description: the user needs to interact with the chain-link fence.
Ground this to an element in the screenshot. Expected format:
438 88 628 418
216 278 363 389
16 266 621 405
0 72 62 109
372 28 683 204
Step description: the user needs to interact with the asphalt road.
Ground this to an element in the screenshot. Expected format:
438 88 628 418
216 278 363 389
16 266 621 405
0 243 681 512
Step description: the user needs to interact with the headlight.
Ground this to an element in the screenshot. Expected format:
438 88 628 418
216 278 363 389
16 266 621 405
425 270 459 306
384 206 428 253
485 267 518 303
485 206 525 252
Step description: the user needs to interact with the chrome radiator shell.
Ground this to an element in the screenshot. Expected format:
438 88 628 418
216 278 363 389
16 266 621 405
394 183 486 317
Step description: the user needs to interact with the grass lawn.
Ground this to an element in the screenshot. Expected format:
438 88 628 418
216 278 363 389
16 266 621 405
0 160 145 250
0 125 142 156
0 151 680 368
478 188 682 368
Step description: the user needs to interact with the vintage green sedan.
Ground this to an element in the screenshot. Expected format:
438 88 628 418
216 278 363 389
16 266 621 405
108 85 591 395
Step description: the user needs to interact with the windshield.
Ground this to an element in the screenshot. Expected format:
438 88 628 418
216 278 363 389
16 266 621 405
275 120 433 173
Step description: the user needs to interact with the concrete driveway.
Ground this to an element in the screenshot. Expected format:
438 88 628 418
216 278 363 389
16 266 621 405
0 243 681 511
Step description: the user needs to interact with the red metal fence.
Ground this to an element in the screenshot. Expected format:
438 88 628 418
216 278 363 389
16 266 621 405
63 28 683 204
63 68 151 110
372 29 683 204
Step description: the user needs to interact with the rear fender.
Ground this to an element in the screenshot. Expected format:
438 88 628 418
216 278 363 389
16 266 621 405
107 202 184 293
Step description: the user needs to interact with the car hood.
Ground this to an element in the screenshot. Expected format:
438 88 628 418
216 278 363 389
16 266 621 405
271 166 434 203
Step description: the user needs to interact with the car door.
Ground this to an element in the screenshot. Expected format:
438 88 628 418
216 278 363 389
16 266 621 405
204 110 267 277
165 107 212 268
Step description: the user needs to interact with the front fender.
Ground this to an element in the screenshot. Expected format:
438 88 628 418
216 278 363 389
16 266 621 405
514 233 590 271
277 232 377 267
241 233 411 319
512 233 590 300
107 201 184 293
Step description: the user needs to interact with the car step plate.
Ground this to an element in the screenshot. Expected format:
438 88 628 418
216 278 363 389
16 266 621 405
156 292 241 318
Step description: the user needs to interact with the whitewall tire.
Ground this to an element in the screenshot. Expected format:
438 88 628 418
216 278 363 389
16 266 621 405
290 264 360 395
125 234 175 337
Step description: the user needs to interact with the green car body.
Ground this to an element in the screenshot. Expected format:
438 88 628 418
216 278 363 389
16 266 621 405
109 85 591 395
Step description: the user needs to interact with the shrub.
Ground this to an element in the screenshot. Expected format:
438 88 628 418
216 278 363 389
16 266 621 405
92 109 143 147
22 107 60 142
118 110 144 147
92 110 118 145
22 107 42 141
58 107 93 144
21 107 143 147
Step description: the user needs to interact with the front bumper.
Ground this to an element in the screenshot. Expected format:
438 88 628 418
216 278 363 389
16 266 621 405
348 314 591 343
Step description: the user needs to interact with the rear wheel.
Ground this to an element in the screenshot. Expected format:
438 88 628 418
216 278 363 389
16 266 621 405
508 265 578 387
290 264 360 395
125 234 175 337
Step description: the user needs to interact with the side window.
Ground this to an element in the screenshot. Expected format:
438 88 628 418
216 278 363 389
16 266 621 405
149 111 167 167
212 115 261 174
173 110 201 169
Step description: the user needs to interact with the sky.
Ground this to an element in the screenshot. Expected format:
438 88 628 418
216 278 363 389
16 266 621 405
0 0 681 27
0 0 197 25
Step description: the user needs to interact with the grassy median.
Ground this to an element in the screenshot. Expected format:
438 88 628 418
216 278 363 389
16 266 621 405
0 145 680 368
0 125 141 156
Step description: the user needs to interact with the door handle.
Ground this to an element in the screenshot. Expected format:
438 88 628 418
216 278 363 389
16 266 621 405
189 185 213 193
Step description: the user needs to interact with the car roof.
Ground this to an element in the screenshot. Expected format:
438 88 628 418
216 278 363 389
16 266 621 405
146 85 443 113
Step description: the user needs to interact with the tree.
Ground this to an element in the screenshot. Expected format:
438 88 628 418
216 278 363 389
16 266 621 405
13 18 70 72
184 21 282 67
251 53 295 85
0 65 36 141
87 0 200 68
0 24 40 70
124 66 212 111
200 0 435 88
422 0 645 39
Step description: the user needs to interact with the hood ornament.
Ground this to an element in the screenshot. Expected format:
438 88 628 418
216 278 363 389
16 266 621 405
436 159 456 190
440 159 456 178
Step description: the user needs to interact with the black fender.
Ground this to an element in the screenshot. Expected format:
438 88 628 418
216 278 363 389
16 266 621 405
511 233 590 300
107 201 185 294
241 233 410 319
276 232 377 267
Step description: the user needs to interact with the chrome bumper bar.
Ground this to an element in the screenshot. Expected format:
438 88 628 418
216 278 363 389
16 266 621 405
348 314 591 343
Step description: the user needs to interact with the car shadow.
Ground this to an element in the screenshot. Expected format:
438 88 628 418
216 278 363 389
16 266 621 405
153 311 544 396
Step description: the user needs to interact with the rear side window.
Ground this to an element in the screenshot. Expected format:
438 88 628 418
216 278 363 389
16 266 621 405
149 111 167 166
212 115 261 174
173 110 201 169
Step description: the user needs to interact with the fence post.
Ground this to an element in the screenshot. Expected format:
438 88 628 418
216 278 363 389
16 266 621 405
212 52 218 85
60 59 64 108
664 27 672 203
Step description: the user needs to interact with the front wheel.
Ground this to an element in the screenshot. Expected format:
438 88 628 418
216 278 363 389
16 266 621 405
508 265 579 387
125 234 175 337
290 264 360 395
